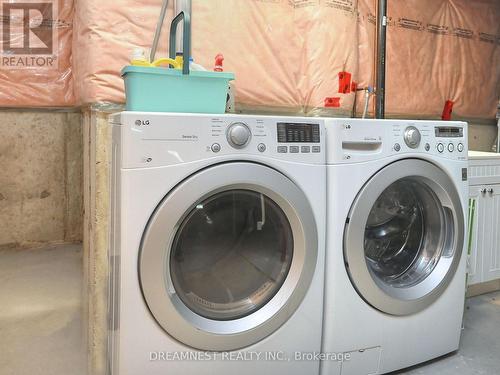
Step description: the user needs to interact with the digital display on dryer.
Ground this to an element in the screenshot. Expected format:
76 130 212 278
277 123 320 143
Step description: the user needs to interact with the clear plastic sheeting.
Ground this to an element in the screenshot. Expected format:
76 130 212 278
0 0 74 107
0 0 498 119
357 0 500 120
72 0 360 115
72 0 175 107
72 0 499 119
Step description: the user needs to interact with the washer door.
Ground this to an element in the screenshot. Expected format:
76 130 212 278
344 159 464 316
139 162 318 350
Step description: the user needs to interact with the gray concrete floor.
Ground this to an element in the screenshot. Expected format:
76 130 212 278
0 244 85 375
394 291 500 375
0 243 499 375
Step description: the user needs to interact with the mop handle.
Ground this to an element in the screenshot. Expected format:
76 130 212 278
150 0 170 62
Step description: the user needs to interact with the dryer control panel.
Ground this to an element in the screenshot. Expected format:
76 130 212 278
325 119 468 164
109 112 326 168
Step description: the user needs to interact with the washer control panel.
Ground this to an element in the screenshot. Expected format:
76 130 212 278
325 118 467 163
391 123 466 159
113 113 325 168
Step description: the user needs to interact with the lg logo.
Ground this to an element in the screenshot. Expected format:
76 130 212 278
135 120 150 126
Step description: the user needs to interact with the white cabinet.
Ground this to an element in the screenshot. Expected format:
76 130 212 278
484 186 500 281
468 151 500 286
467 187 484 285
468 185 500 285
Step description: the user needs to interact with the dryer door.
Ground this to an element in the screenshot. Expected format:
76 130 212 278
344 159 465 316
139 162 318 350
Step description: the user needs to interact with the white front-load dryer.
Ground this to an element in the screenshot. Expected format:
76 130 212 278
108 112 326 375
321 119 468 375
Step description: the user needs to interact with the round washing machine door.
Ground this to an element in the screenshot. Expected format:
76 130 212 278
139 162 318 351
344 159 465 316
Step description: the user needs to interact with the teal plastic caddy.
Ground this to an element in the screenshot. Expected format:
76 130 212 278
121 11 235 114
122 66 234 114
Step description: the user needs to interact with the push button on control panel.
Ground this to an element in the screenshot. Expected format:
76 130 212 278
301 146 311 153
290 146 300 153
211 143 221 153
394 143 401 152
448 143 454 152
277 146 288 153
258 143 266 153
437 143 445 153
425 143 431 151
312 146 321 153
457 143 464 152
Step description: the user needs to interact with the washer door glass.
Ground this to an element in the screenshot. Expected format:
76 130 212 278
344 159 465 316
364 178 443 288
170 189 293 321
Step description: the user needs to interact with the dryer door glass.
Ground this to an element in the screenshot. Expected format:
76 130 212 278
139 162 318 350
170 189 294 321
364 178 444 288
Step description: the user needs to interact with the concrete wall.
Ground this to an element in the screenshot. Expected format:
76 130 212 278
0 111 83 249
469 123 498 152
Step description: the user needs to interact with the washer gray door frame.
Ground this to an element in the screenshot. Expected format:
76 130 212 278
139 162 318 351
344 159 465 316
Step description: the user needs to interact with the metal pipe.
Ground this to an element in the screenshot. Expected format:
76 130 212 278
496 117 500 153
496 101 500 153
174 0 192 56
362 89 370 119
150 0 170 62
375 0 388 119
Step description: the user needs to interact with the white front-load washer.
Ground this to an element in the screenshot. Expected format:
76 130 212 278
321 119 468 375
108 112 326 375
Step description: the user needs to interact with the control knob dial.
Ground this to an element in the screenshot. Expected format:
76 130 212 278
227 122 252 149
404 126 421 149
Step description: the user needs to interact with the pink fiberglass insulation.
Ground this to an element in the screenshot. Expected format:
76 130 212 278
357 0 500 119
72 0 359 115
1 0 498 119
72 0 499 119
